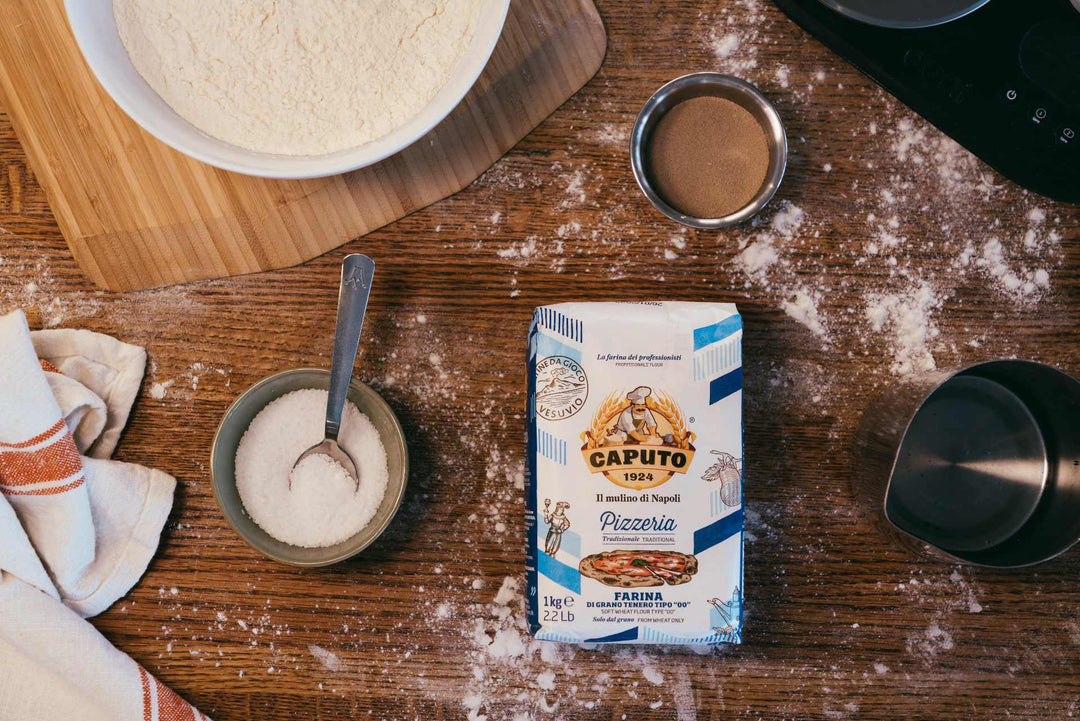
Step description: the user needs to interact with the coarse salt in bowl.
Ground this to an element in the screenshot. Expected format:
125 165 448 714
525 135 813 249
211 369 409 566
234 388 388 549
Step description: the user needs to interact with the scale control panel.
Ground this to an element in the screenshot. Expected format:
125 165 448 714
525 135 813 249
775 0 1080 203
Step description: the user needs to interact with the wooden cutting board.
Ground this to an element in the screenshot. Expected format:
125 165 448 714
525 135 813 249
0 0 606 291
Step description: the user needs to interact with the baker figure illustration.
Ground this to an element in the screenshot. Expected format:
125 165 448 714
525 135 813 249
613 386 664 446
542 499 572 556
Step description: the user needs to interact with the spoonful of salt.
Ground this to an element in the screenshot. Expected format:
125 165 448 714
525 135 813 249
291 253 376 491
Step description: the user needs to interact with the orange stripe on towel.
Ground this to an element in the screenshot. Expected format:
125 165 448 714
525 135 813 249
156 676 199 721
1 476 85 496
139 666 152 721
0 418 66 449
0 429 82 487
140 665 203 721
39 359 60 374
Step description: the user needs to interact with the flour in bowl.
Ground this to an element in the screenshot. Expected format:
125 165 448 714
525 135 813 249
113 0 483 155
234 389 388 547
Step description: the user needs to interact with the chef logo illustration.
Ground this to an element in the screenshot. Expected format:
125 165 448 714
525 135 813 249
535 356 588 421
580 385 696 490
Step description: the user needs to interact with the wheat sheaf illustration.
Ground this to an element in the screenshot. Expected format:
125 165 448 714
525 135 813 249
583 391 625 447
649 390 695 449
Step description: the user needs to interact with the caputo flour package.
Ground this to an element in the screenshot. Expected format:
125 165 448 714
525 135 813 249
526 302 744 644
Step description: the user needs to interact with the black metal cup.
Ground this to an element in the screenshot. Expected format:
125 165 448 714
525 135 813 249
852 360 1080 567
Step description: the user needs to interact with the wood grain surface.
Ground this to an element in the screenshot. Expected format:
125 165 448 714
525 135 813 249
1 0 1079 720
0 0 604 291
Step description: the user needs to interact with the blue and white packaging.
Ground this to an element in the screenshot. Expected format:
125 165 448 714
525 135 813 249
526 302 744 644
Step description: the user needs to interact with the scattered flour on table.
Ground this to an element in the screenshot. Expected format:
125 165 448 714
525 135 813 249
906 622 954 664
864 284 941 375
706 0 764 75
0 255 102 328
1066 620 1080 646
897 567 985 617
733 201 804 284
147 359 232 402
768 203 805 237
0 239 206 346
309 644 344 673
593 124 629 147
149 380 173 399
948 569 983 614
557 222 583 239
497 237 539 262
782 289 828 340
558 169 589 210
709 32 741 60
958 237 1052 302
722 108 1065 377
672 666 697 721
642 665 665 686
774 65 790 88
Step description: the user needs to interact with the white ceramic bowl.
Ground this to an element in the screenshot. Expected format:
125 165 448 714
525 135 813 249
65 0 510 179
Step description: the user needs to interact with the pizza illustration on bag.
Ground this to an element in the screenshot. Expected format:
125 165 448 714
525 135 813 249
578 550 699 588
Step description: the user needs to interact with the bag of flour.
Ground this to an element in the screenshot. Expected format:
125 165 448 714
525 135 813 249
526 302 744 644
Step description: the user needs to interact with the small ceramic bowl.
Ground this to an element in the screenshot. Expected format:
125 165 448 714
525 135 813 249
210 368 408 567
630 73 788 229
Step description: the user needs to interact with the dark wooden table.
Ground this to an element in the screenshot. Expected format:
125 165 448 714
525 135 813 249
1 1 1078 719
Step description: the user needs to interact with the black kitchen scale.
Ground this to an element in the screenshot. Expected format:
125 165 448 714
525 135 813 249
772 0 1080 203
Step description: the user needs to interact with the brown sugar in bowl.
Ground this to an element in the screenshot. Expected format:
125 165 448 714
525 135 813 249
630 73 788 229
647 96 770 219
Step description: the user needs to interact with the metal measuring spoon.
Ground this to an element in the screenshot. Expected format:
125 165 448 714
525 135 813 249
291 254 376 491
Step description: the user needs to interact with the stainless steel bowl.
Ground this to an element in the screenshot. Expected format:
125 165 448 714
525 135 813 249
630 73 788 230
852 360 1080 568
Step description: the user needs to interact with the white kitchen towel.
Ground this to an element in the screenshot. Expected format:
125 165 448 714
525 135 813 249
0 309 174 617
0 310 97 604
0 574 211 721
32 326 147 459
0 309 209 721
